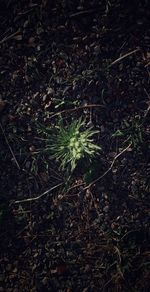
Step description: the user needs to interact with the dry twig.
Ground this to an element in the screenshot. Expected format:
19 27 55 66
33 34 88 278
108 48 140 68
83 142 132 190
69 8 99 18
0 30 20 45
49 104 105 119
13 182 63 204
62 143 132 198
144 88 150 118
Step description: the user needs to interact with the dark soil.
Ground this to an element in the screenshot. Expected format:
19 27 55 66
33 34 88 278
0 1 150 291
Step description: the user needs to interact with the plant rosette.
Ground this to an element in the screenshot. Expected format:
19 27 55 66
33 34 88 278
43 118 101 173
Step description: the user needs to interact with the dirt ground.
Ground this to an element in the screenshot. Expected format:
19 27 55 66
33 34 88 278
0 1 150 291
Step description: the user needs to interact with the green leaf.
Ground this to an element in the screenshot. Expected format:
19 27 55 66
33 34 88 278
112 129 124 137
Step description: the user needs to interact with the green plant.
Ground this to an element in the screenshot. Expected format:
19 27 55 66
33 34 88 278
112 116 144 149
42 118 101 173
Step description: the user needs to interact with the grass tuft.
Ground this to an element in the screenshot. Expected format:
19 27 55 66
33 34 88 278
41 118 101 173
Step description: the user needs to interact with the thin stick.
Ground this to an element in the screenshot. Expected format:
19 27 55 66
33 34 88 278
144 88 150 118
62 143 132 198
108 48 140 68
83 143 132 190
0 122 21 170
0 30 20 45
145 61 150 67
69 8 98 18
49 104 105 120
120 229 138 241
13 182 63 204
